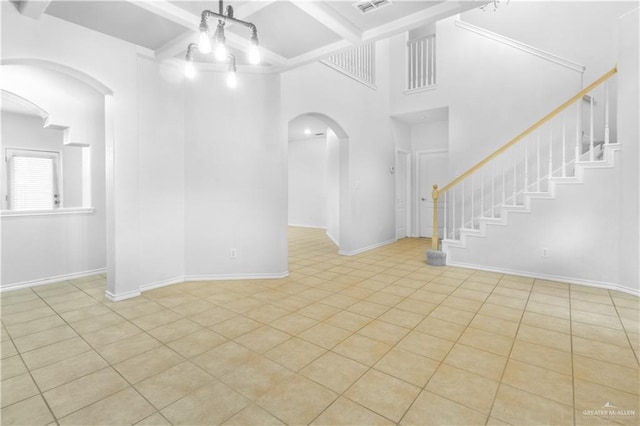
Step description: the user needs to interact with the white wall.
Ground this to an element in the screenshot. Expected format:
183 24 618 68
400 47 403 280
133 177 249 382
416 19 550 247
1 3 175 298
387 2 638 294
617 7 640 294
282 39 396 254
184 71 287 278
136 57 185 289
1 82 106 287
411 119 449 153
288 136 327 228
326 129 340 245
461 1 636 83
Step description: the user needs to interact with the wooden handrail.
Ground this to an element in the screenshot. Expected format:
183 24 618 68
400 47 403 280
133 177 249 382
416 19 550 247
430 66 617 250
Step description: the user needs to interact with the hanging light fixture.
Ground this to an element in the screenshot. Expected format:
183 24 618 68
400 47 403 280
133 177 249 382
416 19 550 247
480 0 509 12
185 43 197 79
185 0 261 87
227 54 237 88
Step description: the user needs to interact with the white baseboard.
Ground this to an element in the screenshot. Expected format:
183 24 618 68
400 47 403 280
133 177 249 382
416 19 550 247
339 238 397 256
105 289 141 302
326 231 339 247
447 260 640 297
184 272 290 281
0 268 107 293
288 224 327 229
139 276 186 292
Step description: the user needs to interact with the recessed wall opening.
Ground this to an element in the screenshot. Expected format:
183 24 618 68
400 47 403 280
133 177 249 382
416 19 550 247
287 113 350 255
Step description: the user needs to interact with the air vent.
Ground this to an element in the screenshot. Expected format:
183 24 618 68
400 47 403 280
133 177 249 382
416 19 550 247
354 0 392 14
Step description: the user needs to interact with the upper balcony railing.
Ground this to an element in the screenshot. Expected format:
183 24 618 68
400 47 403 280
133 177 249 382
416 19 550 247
322 42 376 89
407 34 436 92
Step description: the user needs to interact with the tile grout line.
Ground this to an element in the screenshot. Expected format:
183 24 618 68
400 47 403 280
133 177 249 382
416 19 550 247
396 270 501 425
607 289 640 367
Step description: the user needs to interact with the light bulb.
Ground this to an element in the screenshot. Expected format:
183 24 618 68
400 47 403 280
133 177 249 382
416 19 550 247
198 30 211 54
304 129 311 135
215 42 227 62
184 61 196 78
248 44 261 65
227 71 237 88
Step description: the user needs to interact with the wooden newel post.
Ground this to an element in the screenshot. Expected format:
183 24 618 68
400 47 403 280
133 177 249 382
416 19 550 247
431 184 439 250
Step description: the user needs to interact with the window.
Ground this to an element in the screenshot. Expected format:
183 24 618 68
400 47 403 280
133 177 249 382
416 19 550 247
6 149 60 210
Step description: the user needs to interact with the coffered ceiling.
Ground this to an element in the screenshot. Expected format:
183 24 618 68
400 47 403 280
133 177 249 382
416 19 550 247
18 0 485 71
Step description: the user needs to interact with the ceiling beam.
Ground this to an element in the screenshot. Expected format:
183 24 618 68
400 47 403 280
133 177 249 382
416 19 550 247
283 1 481 71
290 1 362 45
156 30 197 62
362 1 480 41
18 0 51 20
134 0 287 66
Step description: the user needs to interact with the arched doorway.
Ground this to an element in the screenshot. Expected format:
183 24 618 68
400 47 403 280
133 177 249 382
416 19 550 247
287 113 350 253
0 60 111 293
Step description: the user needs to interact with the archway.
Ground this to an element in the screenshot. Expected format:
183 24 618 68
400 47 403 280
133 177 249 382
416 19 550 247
287 112 350 254
0 60 112 292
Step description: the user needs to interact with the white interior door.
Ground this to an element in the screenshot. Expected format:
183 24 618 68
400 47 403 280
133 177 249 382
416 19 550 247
418 152 449 238
395 150 410 239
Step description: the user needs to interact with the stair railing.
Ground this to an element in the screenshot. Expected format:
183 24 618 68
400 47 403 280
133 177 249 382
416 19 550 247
431 66 617 250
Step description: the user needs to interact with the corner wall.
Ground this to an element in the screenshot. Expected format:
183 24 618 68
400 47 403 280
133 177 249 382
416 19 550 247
184 72 287 278
282 39 396 254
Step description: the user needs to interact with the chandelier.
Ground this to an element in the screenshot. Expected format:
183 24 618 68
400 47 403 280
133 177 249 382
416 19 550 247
184 0 261 87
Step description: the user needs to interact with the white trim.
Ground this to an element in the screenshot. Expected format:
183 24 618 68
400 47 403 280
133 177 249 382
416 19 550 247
404 85 438 95
320 60 377 90
395 148 412 238
184 272 290 281
105 289 141 302
326 231 339 247
288 224 326 230
446 260 640 298
455 20 586 74
339 238 397 256
0 268 107 292
139 276 186 292
1 207 95 217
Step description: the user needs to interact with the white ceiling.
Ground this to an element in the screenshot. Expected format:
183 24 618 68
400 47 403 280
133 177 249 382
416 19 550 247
288 114 329 141
20 0 484 72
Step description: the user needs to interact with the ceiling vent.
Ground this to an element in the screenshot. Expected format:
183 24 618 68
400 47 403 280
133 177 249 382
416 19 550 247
354 0 393 14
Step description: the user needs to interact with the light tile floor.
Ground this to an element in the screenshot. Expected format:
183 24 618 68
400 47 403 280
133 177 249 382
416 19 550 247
1 227 639 425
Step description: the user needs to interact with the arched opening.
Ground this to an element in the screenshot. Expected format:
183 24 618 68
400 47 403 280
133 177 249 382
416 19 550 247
287 113 350 254
0 60 112 292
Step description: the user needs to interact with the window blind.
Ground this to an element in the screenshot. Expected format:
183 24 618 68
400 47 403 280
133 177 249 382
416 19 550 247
8 151 59 210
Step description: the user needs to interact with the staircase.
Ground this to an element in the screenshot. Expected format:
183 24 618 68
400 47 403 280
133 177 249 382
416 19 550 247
430 67 619 279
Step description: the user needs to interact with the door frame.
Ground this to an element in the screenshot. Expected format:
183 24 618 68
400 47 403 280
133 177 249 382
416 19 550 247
415 149 449 238
395 148 412 239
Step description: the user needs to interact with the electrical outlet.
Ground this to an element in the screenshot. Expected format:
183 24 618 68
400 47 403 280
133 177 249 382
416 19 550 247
230 248 237 259
541 248 549 257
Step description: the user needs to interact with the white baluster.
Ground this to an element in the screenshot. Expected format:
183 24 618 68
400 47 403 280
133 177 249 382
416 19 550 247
575 101 582 164
589 94 594 161
549 125 553 180
604 80 610 145
480 168 485 218
562 115 567 177
471 175 475 228
491 160 495 218
524 138 529 193
461 180 465 229
431 36 436 84
452 186 456 239
536 134 541 192
420 38 424 88
512 147 517 205
443 191 448 240
502 154 506 208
